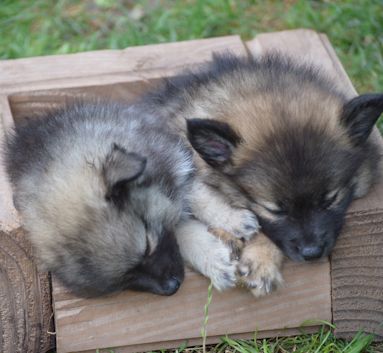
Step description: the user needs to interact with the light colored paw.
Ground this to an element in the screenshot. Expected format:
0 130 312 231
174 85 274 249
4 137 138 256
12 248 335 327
176 220 238 291
226 208 260 241
206 236 238 291
238 236 283 297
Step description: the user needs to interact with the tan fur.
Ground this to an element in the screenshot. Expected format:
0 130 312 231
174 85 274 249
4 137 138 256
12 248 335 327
189 180 259 240
138 54 381 297
239 233 284 297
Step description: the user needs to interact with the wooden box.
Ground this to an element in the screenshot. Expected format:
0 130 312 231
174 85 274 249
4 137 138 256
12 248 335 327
0 30 382 353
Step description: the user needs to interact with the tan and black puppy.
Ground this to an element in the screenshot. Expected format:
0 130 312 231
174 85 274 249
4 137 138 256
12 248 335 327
139 53 383 296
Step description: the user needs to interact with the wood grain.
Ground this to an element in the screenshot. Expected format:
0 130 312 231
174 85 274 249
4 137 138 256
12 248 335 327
0 36 246 94
332 211 383 340
0 228 54 353
53 260 331 353
0 96 20 231
246 28 383 341
9 79 161 125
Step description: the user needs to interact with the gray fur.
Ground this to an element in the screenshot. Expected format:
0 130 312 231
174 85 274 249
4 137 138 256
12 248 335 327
5 101 193 297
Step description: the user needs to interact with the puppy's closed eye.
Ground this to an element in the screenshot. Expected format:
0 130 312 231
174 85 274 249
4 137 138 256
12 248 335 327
323 189 345 209
252 200 287 220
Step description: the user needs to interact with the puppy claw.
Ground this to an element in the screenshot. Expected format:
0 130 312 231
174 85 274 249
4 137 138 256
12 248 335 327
238 236 284 298
237 263 250 277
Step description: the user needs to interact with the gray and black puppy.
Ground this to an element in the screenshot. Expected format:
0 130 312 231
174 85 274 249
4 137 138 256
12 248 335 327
5 101 194 297
139 53 383 296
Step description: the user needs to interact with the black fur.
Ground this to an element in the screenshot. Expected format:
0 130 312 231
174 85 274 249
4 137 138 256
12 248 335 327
187 118 241 167
341 93 383 146
236 122 367 260
140 53 383 262
142 53 347 113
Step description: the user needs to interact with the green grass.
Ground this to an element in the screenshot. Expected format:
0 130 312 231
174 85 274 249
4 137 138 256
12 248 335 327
215 327 379 353
2 1 383 351
1 0 382 130
101 323 382 352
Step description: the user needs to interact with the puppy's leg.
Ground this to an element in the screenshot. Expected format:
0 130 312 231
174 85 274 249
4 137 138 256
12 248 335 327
189 180 259 240
238 233 284 297
176 219 238 291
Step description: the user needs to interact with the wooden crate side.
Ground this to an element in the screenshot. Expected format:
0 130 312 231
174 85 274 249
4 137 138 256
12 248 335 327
0 36 245 94
0 227 54 353
8 79 161 124
0 96 19 231
246 29 383 340
332 211 383 340
80 326 321 353
54 261 331 353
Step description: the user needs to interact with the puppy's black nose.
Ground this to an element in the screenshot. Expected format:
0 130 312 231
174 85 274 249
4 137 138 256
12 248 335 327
300 245 323 260
160 276 182 296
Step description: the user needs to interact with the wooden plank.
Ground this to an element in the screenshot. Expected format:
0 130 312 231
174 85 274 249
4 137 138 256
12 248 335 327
8 79 161 124
0 96 20 231
81 325 318 353
246 29 383 340
0 227 54 353
331 211 383 340
0 36 246 94
54 260 331 353
80 327 321 353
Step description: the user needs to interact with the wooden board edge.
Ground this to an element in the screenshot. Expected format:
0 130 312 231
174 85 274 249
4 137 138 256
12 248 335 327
78 325 323 353
0 95 20 232
0 36 246 95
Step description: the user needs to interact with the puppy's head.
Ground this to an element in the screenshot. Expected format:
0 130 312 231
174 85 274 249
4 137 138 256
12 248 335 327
42 141 191 296
12 108 193 297
187 93 383 261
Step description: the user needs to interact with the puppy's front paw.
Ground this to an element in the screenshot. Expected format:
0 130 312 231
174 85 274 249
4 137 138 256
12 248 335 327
238 235 284 297
227 208 260 241
207 237 238 291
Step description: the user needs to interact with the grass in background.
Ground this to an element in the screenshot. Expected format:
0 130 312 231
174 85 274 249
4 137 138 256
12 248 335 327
1 0 382 92
1 0 382 130
1 1 383 351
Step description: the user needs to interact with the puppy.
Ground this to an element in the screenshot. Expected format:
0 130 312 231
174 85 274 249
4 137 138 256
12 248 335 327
138 53 383 296
5 101 193 297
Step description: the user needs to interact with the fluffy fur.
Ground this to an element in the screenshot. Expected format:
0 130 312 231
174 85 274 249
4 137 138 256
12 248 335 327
137 53 383 295
5 101 194 297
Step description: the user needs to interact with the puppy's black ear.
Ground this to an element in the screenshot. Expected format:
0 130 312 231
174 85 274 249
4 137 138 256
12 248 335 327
103 143 146 206
341 93 383 146
186 119 241 168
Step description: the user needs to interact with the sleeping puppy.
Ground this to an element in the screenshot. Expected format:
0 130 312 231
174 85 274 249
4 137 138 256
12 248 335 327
5 101 193 297
138 53 383 296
